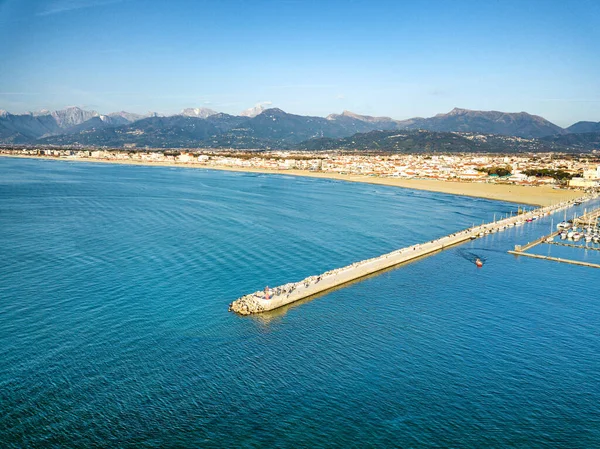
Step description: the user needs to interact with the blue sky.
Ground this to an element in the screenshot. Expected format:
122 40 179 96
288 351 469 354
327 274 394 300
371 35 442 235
1 0 598 126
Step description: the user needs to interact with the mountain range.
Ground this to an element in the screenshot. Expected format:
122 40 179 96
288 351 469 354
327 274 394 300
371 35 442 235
1 105 599 152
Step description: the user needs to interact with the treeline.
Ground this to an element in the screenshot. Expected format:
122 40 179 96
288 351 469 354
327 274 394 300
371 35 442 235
522 169 574 180
476 166 512 176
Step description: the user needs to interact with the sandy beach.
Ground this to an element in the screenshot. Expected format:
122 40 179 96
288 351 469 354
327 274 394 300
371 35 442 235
1 154 582 206
209 167 580 206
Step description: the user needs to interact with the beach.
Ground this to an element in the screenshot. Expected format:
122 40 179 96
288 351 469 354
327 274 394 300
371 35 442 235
0 154 582 206
218 167 580 206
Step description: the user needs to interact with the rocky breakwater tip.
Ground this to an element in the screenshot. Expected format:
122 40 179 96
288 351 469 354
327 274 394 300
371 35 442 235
228 292 267 315
229 281 302 315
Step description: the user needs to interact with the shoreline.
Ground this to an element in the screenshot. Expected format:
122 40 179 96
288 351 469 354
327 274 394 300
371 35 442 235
0 153 582 206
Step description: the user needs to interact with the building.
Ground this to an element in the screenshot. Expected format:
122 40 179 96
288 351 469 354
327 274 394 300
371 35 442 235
569 177 598 188
583 166 600 180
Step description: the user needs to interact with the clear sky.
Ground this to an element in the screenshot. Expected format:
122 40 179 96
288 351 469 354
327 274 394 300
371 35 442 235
1 0 599 126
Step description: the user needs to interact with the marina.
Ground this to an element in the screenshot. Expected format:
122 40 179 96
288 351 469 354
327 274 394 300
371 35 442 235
547 241 600 252
509 204 600 268
230 195 597 315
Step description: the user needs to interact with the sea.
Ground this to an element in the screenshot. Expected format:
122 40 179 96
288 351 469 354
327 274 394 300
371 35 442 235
1 157 599 448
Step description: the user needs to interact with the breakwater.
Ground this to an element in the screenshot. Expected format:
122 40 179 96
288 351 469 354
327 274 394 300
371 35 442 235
230 195 596 315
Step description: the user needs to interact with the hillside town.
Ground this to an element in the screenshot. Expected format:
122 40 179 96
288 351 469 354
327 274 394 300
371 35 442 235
2 146 600 189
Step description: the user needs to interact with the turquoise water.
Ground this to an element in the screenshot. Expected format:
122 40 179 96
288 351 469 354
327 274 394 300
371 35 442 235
1 157 599 448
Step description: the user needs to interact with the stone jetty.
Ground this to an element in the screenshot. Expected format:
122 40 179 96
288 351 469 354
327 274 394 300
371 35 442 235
230 195 596 315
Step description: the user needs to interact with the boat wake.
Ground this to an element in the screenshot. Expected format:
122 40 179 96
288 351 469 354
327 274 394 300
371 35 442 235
456 248 487 265
466 247 506 255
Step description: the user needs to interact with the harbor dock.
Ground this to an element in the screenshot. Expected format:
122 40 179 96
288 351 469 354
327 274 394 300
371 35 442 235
507 251 600 269
509 204 600 269
230 195 596 315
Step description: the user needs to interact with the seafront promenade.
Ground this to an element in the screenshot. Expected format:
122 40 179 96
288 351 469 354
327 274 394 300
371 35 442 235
230 195 596 315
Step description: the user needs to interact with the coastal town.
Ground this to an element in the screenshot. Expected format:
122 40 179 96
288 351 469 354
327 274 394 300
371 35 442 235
3 146 600 189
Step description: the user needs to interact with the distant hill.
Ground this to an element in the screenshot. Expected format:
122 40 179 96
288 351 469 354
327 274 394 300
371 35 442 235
2 105 598 152
297 130 564 153
38 116 221 148
204 113 249 132
0 112 61 142
0 107 141 141
540 132 600 150
107 111 147 123
566 121 600 134
38 108 371 148
61 115 130 135
51 107 99 128
0 122 28 143
236 108 351 144
326 111 400 135
398 108 565 138
297 130 491 153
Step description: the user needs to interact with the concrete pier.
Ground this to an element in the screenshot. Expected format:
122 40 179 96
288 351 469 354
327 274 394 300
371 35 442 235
508 251 600 269
516 230 561 252
230 195 596 315
575 208 600 227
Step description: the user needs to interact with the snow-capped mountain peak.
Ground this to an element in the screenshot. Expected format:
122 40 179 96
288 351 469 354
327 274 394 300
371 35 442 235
240 102 271 118
180 107 218 118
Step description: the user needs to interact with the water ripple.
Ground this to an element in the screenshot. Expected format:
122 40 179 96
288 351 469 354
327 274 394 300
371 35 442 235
1 158 600 448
